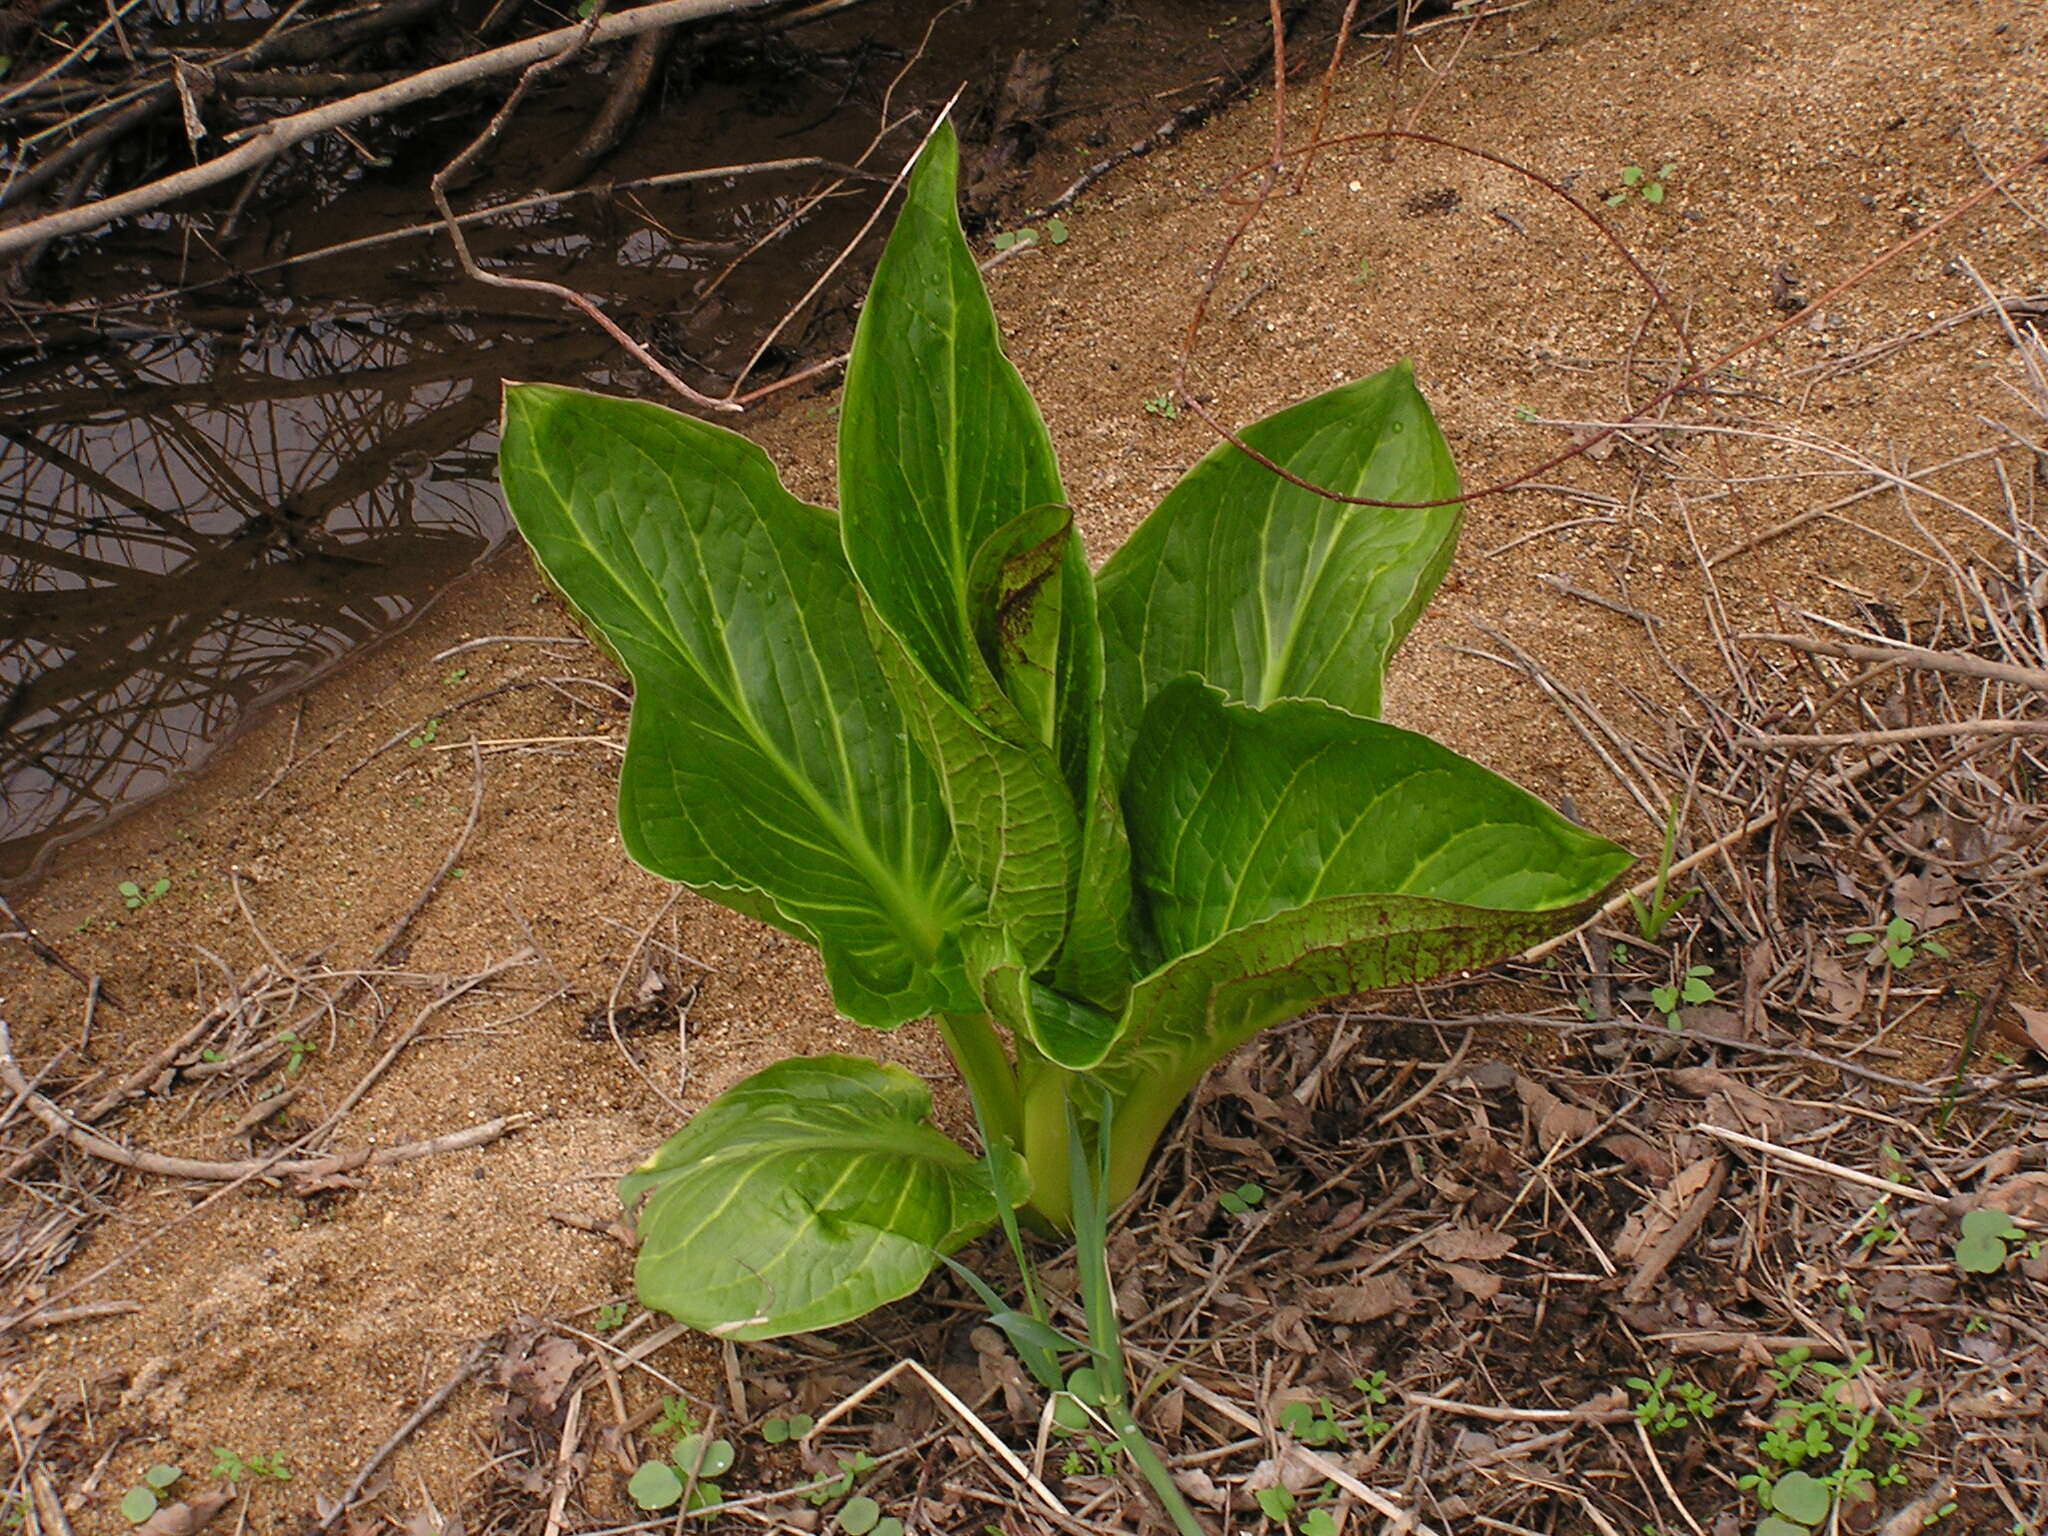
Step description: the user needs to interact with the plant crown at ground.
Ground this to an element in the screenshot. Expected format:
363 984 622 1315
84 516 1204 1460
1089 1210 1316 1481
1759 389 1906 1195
497 123 1629 1341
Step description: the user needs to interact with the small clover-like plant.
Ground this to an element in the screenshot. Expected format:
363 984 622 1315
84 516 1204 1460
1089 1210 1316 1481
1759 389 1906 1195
1847 916 1947 970
1954 1207 2027 1274
630 1435 735 1512
500 121 1626 1366
804 1451 878 1508
1650 964 1715 1028
760 1412 814 1444
836 1497 904 1536
1255 1486 1297 1524
1627 1365 1718 1435
1218 1180 1265 1216
992 217 1067 251
119 877 170 911
1607 162 1676 206
1277 1396 1348 1447
119 1465 183 1525
1352 1371 1393 1441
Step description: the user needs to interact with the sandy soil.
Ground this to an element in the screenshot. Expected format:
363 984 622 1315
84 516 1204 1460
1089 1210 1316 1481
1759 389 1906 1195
5 0 2046 1529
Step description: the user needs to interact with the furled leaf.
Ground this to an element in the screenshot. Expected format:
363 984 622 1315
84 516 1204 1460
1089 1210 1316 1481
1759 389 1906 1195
620 1056 1015 1339
965 924 1122 1070
1047 532 1134 1010
1102 681 1630 1101
839 122 1083 970
1096 361 1462 777
500 384 979 1028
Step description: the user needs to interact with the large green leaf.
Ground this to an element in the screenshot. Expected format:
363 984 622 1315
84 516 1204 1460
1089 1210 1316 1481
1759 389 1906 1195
839 122 1082 971
500 384 979 1028
1095 362 1462 777
620 1056 1010 1339
1103 680 1631 1097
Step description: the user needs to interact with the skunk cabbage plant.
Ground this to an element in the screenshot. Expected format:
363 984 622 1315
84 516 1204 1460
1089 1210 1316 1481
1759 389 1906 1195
499 125 1630 1340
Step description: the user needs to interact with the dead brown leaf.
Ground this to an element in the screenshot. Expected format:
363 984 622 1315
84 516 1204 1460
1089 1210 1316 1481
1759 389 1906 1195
1809 954 1867 1021
1670 1066 1782 1135
1440 1262 1503 1302
1515 1076 1600 1149
1970 1172 2048 1224
1320 1274 1417 1324
497 1331 584 1412
1890 870 1961 931
1601 1131 1675 1181
1614 1156 1721 1263
2012 1003 2048 1058
1267 1304 1320 1354
136 1492 233 1536
1422 1225 1517 1263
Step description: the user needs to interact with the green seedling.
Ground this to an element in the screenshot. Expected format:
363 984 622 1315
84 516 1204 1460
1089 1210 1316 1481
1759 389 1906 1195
805 1451 878 1507
836 1497 904 1536
119 877 170 911
992 217 1067 252
1953 1207 2029 1274
593 1300 630 1331
1627 801 1696 941
651 1395 698 1439
119 1465 183 1525
631 1434 735 1512
445 667 469 684
1607 162 1676 206
627 1461 685 1511
1277 1397 1348 1447
760 1412 814 1443
1218 1180 1265 1216
1352 1372 1393 1441
498 123 1626 1531
1856 1199 1902 1254
276 1031 316 1076
1255 1486 1297 1524
1847 916 1948 970
1737 1347 1934 1533
1142 391 1180 419
408 717 441 748
1626 1365 1719 1435
210 1448 289 1483
1649 965 1715 1028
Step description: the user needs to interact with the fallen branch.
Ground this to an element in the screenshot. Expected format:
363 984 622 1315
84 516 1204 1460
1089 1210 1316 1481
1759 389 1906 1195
1738 720 2048 748
1742 632 2048 694
306 1342 489 1536
2 1012 533 1183
0 0 799 258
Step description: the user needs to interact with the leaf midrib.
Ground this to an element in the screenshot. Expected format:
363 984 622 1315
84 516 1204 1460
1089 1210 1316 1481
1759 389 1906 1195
530 422 949 963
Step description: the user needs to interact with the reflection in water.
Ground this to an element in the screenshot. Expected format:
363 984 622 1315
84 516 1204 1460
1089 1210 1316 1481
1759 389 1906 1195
1 0 1246 880
0 316 602 878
